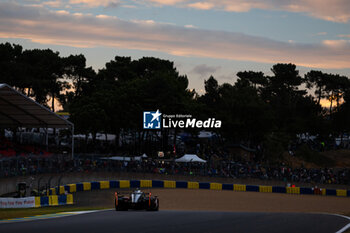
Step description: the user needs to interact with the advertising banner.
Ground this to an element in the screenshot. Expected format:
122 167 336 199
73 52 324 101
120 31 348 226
0 197 36 208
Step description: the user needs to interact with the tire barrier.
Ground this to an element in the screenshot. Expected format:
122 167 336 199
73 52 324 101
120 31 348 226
48 180 350 197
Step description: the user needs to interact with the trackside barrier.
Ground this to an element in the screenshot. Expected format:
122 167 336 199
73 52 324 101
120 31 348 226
176 181 187 188
210 183 222 190
83 182 91 191
246 185 259 192
141 180 152 188
300 187 313 195
222 184 233 191
91 181 100 190
100 181 110 189
286 187 300 194
152 180 164 188
234 184 246 192
76 183 84 192
326 189 336 196
336 189 347 197
188 182 199 189
259 186 272 193
35 196 41 207
50 188 56 195
50 180 349 198
110 180 119 188
59 186 65 195
164 180 176 188
34 194 73 208
67 184 77 193
272 186 286 193
49 195 58 206
130 180 140 188
199 182 210 189
119 180 130 188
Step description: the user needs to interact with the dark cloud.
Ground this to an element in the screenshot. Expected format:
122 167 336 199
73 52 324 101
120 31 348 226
191 64 221 77
105 0 121 8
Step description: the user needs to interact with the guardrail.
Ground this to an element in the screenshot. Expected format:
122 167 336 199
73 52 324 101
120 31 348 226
48 180 350 197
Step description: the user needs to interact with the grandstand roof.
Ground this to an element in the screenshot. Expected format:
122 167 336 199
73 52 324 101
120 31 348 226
0 83 73 128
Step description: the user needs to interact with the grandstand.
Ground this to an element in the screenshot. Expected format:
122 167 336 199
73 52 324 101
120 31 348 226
0 84 74 176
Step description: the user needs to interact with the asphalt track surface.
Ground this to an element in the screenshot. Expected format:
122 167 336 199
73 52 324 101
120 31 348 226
1 210 350 233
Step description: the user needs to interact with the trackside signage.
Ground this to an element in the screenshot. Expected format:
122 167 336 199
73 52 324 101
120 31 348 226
143 110 221 129
0 197 35 208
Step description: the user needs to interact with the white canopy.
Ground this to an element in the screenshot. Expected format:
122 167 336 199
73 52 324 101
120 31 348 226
198 131 214 138
175 154 206 163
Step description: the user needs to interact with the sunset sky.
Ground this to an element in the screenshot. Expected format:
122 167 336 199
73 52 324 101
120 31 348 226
0 0 350 94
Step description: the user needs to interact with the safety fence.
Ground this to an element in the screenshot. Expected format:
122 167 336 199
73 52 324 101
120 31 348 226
0 194 73 208
48 180 350 197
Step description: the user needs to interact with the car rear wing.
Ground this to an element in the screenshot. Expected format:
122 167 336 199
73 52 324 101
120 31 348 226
115 191 158 197
116 191 131 195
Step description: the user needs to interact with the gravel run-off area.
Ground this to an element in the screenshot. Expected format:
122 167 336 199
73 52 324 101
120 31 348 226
74 188 350 215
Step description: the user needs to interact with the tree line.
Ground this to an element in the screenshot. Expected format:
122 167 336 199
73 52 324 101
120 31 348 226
1 42 350 158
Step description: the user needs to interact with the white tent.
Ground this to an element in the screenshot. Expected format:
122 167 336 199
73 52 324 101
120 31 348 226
142 153 148 158
175 154 206 163
198 131 214 139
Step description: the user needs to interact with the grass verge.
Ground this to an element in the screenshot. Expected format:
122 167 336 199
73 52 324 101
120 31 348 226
0 206 108 220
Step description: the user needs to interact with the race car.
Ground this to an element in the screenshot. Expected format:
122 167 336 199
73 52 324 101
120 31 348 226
114 189 159 211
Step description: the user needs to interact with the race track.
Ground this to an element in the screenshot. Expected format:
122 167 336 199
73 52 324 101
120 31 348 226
1 210 349 233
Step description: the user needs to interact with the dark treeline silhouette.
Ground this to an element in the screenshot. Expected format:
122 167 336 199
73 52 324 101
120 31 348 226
1 42 350 161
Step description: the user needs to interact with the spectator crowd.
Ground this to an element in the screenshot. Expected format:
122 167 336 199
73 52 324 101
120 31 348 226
1 154 349 186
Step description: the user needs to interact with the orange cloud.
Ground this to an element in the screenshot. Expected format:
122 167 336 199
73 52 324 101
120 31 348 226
322 40 350 48
338 34 350 38
31 0 350 23
142 0 350 23
147 0 186 5
0 2 349 69
187 2 215 10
